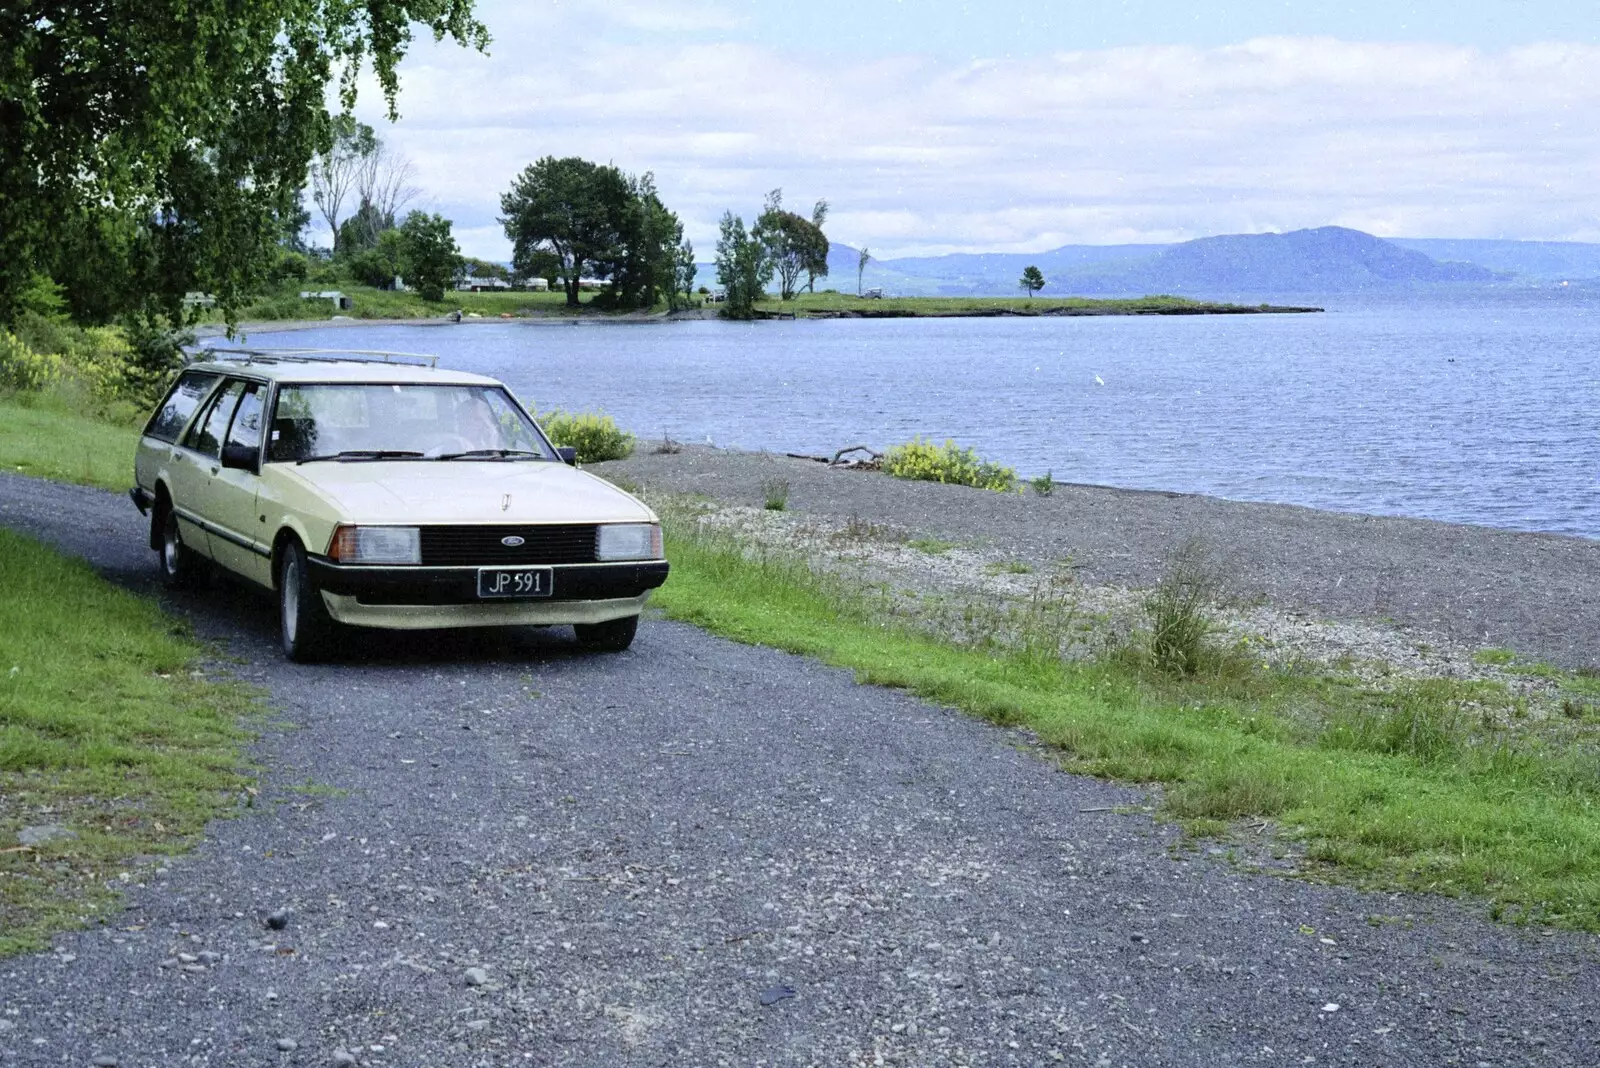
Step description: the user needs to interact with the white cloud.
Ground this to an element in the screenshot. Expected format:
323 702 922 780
336 26 1600 260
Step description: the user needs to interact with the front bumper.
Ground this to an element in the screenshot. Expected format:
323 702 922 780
306 559 669 631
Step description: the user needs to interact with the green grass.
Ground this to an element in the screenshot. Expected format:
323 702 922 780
908 536 959 555
0 529 255 954
224 282 603 323
754 292 1317 318
0 392 141 491
653 517 1600 931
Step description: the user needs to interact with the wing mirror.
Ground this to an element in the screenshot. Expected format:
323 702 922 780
556 446 578 465
221 442 260 472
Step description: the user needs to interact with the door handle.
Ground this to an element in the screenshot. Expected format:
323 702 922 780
171 451 182 462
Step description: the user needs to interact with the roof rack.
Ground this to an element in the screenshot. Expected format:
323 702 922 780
195 347 440 369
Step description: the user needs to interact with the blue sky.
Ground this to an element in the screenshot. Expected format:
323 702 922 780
333 1 1599 260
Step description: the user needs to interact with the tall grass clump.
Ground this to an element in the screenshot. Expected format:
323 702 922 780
761 477 791 511
884 437 1016 491
538 409 635 463
1142 540 1223 676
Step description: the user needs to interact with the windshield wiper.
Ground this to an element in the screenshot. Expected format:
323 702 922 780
432 449 546 461
296 450 426 465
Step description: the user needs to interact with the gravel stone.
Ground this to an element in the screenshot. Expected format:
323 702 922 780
331 1052 358 1067
463 966 489 987
3 471 1600 1065
91 1057 118 1067
265 908 291 931
17 824 75 847
276 1037 298 1052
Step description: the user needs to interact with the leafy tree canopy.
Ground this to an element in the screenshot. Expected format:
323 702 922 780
0 1 489 328
500 157 682 309
398 211 461 302
715 212 773 319
1020 265 1046 297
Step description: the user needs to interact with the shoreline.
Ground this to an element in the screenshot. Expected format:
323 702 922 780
592 444 1600 669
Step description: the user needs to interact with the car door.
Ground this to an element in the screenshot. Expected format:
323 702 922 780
207 381 272 586
174 378 247 566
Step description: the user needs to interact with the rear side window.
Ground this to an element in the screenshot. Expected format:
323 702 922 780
186 379 247 458
144 372 220 443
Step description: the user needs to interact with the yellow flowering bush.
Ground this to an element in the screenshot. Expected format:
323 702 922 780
0 331 65 392
538 409 635 463
883 437 1016 492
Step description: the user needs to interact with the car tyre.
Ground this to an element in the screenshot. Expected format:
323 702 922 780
157 505 201 589
574 614 639 653
278 539 340 663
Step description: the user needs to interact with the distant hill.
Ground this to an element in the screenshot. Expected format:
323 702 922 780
1389 239 1600 282
699 228 1597 300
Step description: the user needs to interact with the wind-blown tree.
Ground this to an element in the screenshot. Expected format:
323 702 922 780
1020 265 1046 299
0 1 489 328
352 140 421 250
714 212 772 319
336 199 396 255
398 212 461 302
857 247 871 296
805 199 830 293
754 189 829 301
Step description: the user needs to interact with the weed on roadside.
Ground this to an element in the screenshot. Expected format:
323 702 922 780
761 477 791 511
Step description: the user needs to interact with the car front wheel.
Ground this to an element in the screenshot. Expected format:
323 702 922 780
278 539 339 662
158 506 201 589
574 614 639 652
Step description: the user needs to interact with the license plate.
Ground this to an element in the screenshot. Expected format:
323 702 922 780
476 566 553 599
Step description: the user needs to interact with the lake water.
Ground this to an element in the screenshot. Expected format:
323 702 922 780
241 289 1600 539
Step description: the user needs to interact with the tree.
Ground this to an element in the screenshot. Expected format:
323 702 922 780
311 117 378 255
1020 265 1046 299
0 2 489 328
806 199 830 293
345 230 407 289
352 140 421 250
715 212 772 319
397 212 460 302
500 159 682 310
857 247 872 296
754 189 829 301
336 199 396 255
500 157 633 307
673 240 698 311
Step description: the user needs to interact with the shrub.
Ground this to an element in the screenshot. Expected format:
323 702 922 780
883 437 1016 492
539 409 635 463
1031 471 1055 497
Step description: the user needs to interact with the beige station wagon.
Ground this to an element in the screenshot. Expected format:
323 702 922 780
130 349 667 661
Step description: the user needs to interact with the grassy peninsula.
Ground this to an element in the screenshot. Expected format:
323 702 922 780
752 291 1323 318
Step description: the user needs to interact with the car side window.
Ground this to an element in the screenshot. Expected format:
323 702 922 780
225 385 264 454
144 372 220 443
186 379 246 458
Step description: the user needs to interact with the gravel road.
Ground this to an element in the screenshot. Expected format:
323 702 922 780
1 472 1597 1067
592 448 1600 670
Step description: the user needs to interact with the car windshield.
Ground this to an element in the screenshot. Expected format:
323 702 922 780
267 384 555 463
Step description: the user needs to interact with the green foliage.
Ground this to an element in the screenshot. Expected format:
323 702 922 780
2 318 168 417
671 240 698 311
1143 541 1222 677
715 212 773 319
336 199 395 254
1020 265 1046 297
345 230 407 289
1031 470 1056 497
538 409 636 463
884 437 1017 491
501 157 684 310
0 2 488 329
0 331 65 393
397 211 461 303
0 529 254 954
0 394 143 488
755 189 829 300
761 478 791 511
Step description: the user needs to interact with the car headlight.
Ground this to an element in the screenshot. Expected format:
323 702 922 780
327 525 421 565
596 523 662 561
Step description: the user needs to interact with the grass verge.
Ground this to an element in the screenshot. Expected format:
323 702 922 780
0 529 255 955
652 514 1600 931
0 393 141 491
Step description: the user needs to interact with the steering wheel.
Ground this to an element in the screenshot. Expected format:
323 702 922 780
423 434 476 458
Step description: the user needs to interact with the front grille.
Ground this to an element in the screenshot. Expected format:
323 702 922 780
418 524 598 566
